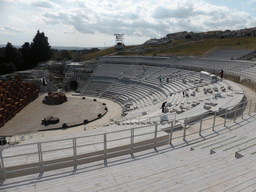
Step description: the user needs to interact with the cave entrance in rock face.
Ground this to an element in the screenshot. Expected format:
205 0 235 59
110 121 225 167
70 81 78 91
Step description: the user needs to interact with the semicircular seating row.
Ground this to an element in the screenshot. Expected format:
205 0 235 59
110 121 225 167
81 64 212 111
205 49 255 60
101 55 256 82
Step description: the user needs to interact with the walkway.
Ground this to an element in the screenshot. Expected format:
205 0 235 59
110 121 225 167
1 113 256 191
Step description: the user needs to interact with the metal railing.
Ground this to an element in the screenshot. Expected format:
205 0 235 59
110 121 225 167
1 97 255 181
2 58 256 181
118 112 177 125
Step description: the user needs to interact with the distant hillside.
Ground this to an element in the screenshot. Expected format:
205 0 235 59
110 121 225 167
115 36 256 58
80 27 256 60
156 37 256 57
166 27 256 40
81 47 116 61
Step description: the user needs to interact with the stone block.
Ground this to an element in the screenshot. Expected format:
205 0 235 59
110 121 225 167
142 111 147 115
43 92 67 105
204 105 211 110
213 87 218 92
180 105 186 109
211 102 218 106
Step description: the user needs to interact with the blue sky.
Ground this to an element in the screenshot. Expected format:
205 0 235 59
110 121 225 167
0 0 256 47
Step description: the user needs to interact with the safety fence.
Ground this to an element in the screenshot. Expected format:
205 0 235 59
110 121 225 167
0 97 256 181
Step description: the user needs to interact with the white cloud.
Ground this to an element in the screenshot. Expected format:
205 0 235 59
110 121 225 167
31 1 53 8
9 16 28 24
38 0 256 38
1 0 256 46
4 26 24 33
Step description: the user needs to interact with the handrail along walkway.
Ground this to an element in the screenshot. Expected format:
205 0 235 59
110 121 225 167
0 97 255 181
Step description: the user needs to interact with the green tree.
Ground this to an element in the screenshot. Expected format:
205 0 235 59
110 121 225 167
0 60 16 75
21 42 37 69
4 42 23 70
21 42 31 61
61 50 73 60
31 30 51 62
0 47 15 74
53 51 63 61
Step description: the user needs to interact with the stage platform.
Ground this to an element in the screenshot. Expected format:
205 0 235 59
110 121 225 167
0 94 107 136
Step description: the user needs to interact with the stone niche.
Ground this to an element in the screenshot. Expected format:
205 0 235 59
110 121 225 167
43 92 67 105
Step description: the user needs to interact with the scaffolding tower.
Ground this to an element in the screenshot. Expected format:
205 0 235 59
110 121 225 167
114 34 125 50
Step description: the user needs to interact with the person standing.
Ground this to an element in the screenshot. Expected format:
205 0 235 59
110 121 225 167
158 75 162 82
220 70 224 81
162 101 166 113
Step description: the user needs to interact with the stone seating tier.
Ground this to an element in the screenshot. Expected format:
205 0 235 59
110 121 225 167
93 64 130 78
0 75 39 128
82 65 210 113
205 49 255 60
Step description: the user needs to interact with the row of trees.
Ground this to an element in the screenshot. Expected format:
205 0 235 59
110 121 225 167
51 48 100 62
51 49 73 61
0 30 51 75
0 30 101 75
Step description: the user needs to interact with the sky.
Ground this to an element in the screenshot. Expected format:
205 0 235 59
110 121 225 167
0 0 256 48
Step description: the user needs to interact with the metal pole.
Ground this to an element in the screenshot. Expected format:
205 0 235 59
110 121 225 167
169 121 173 145
37 143 44 173
213 111 216 131
234 105 238 122
154 124 157 149
130 129 134 154
224 108 228 126
104 133 107 166
0 150 6 180
183 118 187 141
254 101 256 113
242 101 246 119
249 99 252 116
199 114 203 136
73 138 77 168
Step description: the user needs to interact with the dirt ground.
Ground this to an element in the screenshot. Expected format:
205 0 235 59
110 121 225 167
0 94 107 136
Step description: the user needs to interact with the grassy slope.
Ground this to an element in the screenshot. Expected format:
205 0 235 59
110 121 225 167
156 37 256 57
81 37 256 60
82 45 138 60
82 47 116 61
